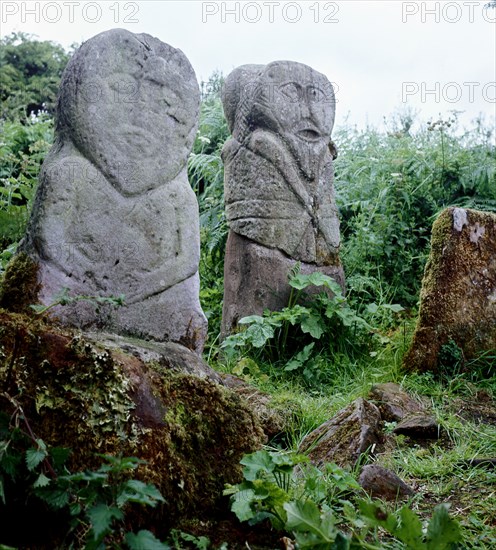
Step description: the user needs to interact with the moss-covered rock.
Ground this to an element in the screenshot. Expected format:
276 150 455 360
0 308 264 535
404 207 496 372
0 252 41 313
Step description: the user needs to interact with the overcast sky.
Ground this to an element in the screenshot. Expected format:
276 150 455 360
2 0 495 131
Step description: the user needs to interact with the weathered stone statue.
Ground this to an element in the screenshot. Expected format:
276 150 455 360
21 29 207 352
221 61 345 335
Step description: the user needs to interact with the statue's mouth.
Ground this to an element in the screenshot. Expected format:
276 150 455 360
297 128 321 142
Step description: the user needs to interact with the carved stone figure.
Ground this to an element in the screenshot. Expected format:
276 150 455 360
21 29 207 352
221 61 345 334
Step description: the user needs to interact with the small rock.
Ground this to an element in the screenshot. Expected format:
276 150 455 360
393 414 440 439
359 464 413 501
369 383 423 422
299 398 382 468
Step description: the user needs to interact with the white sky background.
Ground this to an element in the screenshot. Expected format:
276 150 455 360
1 0 495 132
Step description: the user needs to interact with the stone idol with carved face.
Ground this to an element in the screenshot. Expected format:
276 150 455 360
221 61 345 334
21 29 207 352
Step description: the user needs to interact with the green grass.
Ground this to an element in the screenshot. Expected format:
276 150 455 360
212 321 496 547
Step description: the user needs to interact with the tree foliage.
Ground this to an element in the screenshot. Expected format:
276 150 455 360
0 32 71 120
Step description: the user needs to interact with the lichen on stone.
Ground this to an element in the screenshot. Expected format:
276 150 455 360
0 306 264 533
404 207 496 372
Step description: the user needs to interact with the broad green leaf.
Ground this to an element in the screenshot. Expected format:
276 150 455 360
33 472 51 488
87 503 123 540
245 322 275 348
30 303 47 313
382 303 405 313
301 315 324 339
272 305 309 325
40 488 70 509
238 315 265 325
285 343 315 371
48 447 71 470
335 307 361 327
289 273 312 290
241 450 275 480
232 357 260 377
426 504 462 549
0 475 5 505
307 272 334 287
25 440 48 471
358 500 398 533
117 479 165 507
230 488 257 522
284 500 336 541
331 531 351 550
285 358 303 372
395 505 425 549
178 532 210 550
366 303 379 314
125 530 170 550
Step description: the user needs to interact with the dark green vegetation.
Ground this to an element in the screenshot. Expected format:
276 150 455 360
1 34 496 548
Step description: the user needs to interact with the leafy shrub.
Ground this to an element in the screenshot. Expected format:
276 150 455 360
0 32 70 119
225 449 464 549
0 405 169 549
221 268 401 386
0 113 53 272
188 73 229 344
334 114 496 308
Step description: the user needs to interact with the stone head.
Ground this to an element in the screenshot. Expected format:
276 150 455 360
57 29 200 196
223 61 335 146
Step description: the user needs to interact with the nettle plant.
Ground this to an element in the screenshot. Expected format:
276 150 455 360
221 268 403 385
225 449 463 549
0 400 169 550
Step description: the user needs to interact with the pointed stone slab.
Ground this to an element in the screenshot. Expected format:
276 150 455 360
404 207 496 371
299 398 382 468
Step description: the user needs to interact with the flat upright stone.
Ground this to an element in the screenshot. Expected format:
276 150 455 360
21 29 207 352
299 398 382 468
404 207 496 371
221 61 344 335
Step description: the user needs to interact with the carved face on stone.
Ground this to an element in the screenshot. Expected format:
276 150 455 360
58 30 200 196
253 62 335 146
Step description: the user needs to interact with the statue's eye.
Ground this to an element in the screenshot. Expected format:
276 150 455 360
307 86 326 102
279 82 301 102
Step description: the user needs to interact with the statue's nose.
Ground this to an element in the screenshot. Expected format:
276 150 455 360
300 97 311 118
